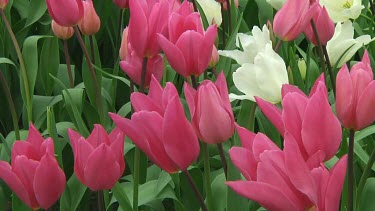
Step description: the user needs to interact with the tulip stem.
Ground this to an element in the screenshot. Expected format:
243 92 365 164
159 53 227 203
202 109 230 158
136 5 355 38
1 9 32 123
190 0 198 12
140 57 148 93
191 75 198 89
115 9 124 60
274 40 282 53
202 143 214 211
182 170 208 211
89 35 96 65
63 40 74 88
0 68 20 140
225 0 232 34
98 190 105 211
356 145 375 210
217 143 228 179
370 0 375 18
322 45 336 95
220 2 227 47
348 129 355 211
74 26 104 125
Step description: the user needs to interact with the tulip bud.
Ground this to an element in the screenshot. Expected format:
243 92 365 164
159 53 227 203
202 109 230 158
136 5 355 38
0 0 8 9
78 0 100 35
304 6 334 46
113 0 129 9
298 58 307 80
51 20 74 40
216 0 238 11
46 0 84 27
209 45 219 67
119 27 129 61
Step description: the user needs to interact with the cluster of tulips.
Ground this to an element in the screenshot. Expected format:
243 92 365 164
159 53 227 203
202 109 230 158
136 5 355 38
1 0 375 210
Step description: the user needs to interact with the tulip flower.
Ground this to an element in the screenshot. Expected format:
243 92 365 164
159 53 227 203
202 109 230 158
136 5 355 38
119 27 129 61
113 0 129 9
0 0 8 9
78 0 100 36
209 45 219 67
216 0 238 10
336 50 375 131
0 123 66 210
256 75 342 166
219 25 272 65
110 77 200 173
273 0 318 41
326 21 374 68
68 125 125 190
158 1 217 77
184 72 234 144
46 0 84 27
266 0 285 10
51 20 74 40
320 0 364 23
304 5 334 46
127 0 170 57
298 58 307 80
196 0 222 26
229 44 289 103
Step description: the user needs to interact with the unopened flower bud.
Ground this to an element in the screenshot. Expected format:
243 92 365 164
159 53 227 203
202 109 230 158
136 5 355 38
0 0 8 9
51 20 74 40
209 45 219 67
78 0 100 35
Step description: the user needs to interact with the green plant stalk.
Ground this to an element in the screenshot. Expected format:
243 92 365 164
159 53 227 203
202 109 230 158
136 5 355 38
220 2 227 47
274 39 282 53
225 0 232 34
63 40 74 88
348 129 355 211
356 144 375 209
0 68 20 140
0 9 32 123
322 45 335 94
182 170 208 211
74 26 104 125
98 190 104 211
202 143 213 211
89 35 96 65
217 143 228 179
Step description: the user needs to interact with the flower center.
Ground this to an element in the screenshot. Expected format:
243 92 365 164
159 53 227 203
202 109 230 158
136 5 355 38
342 1 352 8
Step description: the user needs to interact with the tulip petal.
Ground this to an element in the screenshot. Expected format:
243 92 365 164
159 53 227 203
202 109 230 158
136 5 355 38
355 81 375 130
197 25 217 73
34 154 66 209
87 124 111 148
74 137 94 184
148 75 164 106
84 144 121 190
130 92 164 115
27 123 44 147
324 155 347 211
226 181 299 211
216 72 232 113
128 0 148 56
12 141 39 164
157 34 187 76
109 128 126 174
281 84 306 99
235 124 256 150
229 147 257 180
183 82 197 119
255 96 284 135
252 133 280 161
336 65 354 128
67 128 83 152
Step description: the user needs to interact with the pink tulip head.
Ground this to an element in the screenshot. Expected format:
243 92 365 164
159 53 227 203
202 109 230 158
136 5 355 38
128 0 170 57
184 72 234 144
0 0 8 9
51 20 74 40
158 1 217 77
209 45 219 67
110 78 200 173
0 123 66 210
304 5 334 46
336 50 375 131
119 27 129 61
78 0 100 35
113 0 129 9
46 0 84 27
273 0 318 41
68 125 125 191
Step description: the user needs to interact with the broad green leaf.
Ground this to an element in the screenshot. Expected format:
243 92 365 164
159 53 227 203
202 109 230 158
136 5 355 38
111 182 133 211
39 37 59 95
359 178 375 211
60 174 88 211
25 0 47 27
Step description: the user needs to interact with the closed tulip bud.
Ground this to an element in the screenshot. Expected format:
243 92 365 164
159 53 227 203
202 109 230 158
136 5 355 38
273 0 318 41
78 0 100 35
119 27 129 61
304 5 334 46
46 0 84 27
184 72 234 144
113 0 129 9
209 45 219 67
0 123 66 210
216 0 238 10
298 58 306 80
0 0 8 9
336 50 375 131
68 125 125 190
51 20 74 40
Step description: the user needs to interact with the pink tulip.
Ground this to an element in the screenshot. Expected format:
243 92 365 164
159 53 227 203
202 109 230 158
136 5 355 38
51 20 74 40
256 75 342 167
304 5 334 46
184 72 234 144
209 45 219 67
110 77 200 173
336 50 375 130
273 0 318 41
158 1 217 77
0 123 66 209
113 0 129 9
68 125 125 190
78 0 101 35
46 0 84 27
0 0 8 9
119 27 129 61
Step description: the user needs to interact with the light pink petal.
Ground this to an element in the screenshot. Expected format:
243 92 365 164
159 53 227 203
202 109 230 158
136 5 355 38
130 92 164 115
12 141 40 164
162 82 179 110
26 123 44 147
145 55 164 87
281 84 306 99
324 155 347 211
148 75 164 106
67 128 83 152
335 65 354 128
128 0 148 56
255 97 285 135
356 81 375 130
252 133 281 161
215 72 233 117
235 124 256 150
309 74 325 97
40 138 55 157
157 34 187 77
147 1 169 55
73 137 94 184
229 147 257 181
197 25 217 75
109 129 126 174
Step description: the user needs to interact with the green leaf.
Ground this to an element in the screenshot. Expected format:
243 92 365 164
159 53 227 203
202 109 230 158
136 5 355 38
211 173 227 211
111 182 133 211
359 178 375 211
25 0 47 27
0 58 16 67
60 174 88 211
39 37 60 95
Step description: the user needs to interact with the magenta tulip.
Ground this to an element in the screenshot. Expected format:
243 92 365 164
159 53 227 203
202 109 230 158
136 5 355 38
0 123 66 209
113 0 129 9
336 50 375 130
256 75 342 166
110 77 200 173
304 5 334 46
184 72 234 144
158 1 217 77
273 0 318 41
68 125 125 190
78 0 101 35
46 0 84 27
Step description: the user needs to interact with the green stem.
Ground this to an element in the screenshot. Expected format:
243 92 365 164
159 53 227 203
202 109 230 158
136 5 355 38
322 45 336 95
190 0 198 12
217 143 228 179
202 143 213 211
225 0 232 34
89 35 96 65
63 40 74 88
73 26 104 125
356 144 375 209
0 9 32 123
220 2 227 47
98 190 104 211
249 103 257 132
274 39 282 53
182 170 208 211
0 68 20 140
348 129 355 211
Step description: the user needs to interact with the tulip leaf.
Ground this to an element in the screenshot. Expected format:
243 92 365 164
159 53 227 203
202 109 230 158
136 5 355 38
211 173 227 211
243 0 259 29
38 37 59 95
112 182 133 211
359 178 375 211
0 58 16 67
94 64 132 87
25 0 47 27
0 185 7 211
12 195 31 211
60 174 88 211
352 126 375 171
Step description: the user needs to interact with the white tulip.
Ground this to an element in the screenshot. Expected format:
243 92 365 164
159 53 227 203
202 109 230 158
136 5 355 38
196 0 222 27
326 21 374 68
320 0 364 23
